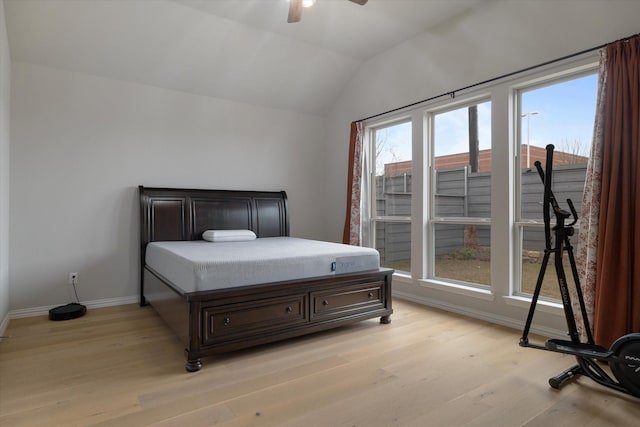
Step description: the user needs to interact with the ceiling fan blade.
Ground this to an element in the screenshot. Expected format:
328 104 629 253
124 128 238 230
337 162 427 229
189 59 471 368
348 0 368 5
288 0 303 23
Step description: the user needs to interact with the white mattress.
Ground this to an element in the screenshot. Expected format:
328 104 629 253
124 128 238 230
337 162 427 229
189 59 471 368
145 237 380 293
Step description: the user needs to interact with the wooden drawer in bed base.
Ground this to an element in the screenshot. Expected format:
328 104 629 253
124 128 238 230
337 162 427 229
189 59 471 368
202 294 308 344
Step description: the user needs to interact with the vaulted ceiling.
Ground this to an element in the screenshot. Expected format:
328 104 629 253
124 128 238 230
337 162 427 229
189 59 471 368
4 0 488 115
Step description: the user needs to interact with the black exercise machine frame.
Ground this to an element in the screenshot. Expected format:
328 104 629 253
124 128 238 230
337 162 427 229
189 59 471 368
520 144 640 398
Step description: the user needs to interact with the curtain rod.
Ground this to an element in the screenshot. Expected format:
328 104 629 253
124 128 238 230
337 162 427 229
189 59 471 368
357 32 640 123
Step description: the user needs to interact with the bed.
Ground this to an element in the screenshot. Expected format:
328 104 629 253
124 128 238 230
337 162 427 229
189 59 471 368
139 186 393 371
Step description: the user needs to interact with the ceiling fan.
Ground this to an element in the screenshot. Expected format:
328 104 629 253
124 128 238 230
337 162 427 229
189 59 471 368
288 0 368 23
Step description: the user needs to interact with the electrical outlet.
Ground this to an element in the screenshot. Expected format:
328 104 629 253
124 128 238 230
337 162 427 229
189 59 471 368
68 272 79 286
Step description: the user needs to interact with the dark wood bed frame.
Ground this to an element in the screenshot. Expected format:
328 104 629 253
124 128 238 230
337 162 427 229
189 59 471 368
139 186 393 371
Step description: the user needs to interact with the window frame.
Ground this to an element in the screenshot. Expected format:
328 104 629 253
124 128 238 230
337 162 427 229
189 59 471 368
366 118 413 274
512 66 599 300
359 52 600 317
425 96 493 289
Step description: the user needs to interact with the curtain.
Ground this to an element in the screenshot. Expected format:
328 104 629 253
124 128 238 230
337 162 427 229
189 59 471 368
343 121 364 245
593 37 640 347
575 49 607 340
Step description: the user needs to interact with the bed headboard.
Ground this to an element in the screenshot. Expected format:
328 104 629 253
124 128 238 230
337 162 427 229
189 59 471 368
139 186 289 244
139 186 289 303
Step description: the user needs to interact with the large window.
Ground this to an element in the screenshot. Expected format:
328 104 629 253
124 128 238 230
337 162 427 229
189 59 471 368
361 53 600 323
429 100 492 287
516 72 597 300
370 121 412 273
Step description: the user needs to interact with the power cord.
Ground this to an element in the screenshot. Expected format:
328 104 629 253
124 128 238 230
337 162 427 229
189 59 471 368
71 280 81 304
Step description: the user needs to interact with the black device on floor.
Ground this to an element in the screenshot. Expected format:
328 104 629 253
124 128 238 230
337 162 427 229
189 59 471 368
520 144 640 398
49 302 86 321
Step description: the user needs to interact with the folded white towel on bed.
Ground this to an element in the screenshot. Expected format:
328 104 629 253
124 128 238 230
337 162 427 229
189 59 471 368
202 229 257 242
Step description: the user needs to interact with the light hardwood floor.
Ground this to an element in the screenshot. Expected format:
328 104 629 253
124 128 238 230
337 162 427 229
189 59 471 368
1 299 638 426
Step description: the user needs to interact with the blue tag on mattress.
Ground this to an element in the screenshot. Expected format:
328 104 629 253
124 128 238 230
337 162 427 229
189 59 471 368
334 256 364 274
331 261 337 271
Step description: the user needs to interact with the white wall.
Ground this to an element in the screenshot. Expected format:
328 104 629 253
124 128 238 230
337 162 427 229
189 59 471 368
9 62 327 311
0 1 11 331
323 0 640 334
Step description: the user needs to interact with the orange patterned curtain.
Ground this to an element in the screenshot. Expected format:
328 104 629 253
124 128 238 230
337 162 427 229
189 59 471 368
593 36 640 347
343 122 364 245
575 49 607 340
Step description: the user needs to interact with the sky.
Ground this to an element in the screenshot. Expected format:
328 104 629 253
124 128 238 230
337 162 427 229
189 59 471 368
521 73 597 157
375 72 598 174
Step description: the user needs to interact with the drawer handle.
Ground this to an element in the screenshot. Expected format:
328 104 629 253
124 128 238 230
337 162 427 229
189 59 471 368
368 292 374 298
322 300 329 306
223 317 231 326
286 306 293 313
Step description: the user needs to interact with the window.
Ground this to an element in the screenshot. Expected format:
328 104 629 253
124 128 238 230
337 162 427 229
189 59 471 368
370 121 412 273
429 100 492 287
360 53 599 331
516 72 597 300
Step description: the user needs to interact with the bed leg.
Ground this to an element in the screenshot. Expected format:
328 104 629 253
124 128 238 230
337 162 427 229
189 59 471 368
185 358 202 372
380 315 391 324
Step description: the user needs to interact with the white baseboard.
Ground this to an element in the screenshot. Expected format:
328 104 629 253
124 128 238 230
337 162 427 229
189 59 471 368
393 289 566 339
8 295 139 320
0 312 9 341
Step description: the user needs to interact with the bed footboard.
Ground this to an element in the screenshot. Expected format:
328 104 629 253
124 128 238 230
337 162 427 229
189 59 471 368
145 267 393 372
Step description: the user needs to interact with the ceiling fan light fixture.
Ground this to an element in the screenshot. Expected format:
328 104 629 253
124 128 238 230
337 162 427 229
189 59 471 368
288 0 367 23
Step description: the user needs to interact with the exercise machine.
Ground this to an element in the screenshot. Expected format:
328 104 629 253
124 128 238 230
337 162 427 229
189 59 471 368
520 144 640 398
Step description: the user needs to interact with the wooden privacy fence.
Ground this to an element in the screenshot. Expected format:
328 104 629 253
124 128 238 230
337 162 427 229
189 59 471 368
375 164 587 264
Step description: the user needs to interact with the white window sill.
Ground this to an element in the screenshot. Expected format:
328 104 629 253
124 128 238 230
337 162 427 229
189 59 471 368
391 271 412 281
417 278 495 301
